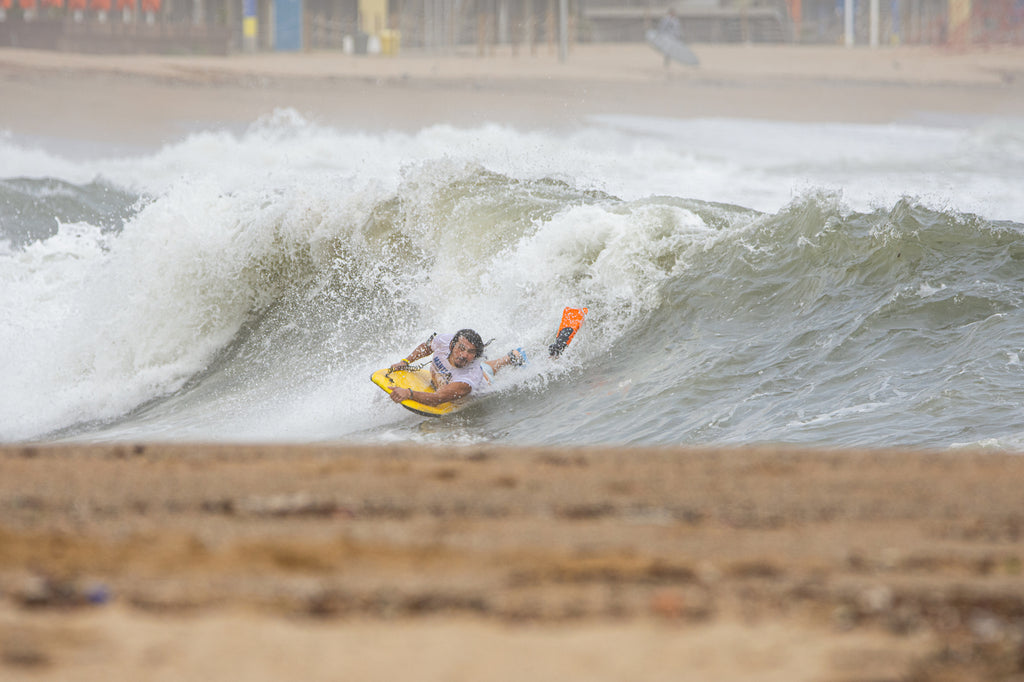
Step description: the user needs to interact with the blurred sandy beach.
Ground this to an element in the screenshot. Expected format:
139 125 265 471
3 442 1024 681
2 43 1024 147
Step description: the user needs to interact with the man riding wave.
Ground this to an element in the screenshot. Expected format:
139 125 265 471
388 329 524 407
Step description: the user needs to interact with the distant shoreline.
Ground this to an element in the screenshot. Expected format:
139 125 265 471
2 43 1023 148
3 43 1024 86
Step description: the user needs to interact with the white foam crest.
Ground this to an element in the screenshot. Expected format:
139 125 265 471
0 133 102 183
587 115 1024 220
13 111 1023 222
1 221 123 439
0 165 379 440
468 201 715 357
10 111 1024 222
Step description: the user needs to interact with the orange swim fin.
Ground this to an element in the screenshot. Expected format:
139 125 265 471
548 307 588 358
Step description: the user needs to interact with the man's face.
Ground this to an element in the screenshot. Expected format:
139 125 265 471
449 337 478 368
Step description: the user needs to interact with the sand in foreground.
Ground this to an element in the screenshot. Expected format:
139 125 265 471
2 443 1023 681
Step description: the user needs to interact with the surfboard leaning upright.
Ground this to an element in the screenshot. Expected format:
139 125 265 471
645 28 700 66
372 307 589 418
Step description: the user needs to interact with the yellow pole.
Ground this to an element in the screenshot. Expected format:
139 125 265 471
359 0 387 37
947 0 971 44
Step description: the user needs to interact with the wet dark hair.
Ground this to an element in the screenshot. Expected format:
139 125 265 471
451 329 485 358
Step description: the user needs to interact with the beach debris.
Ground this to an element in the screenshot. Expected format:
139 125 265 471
238 493 347 517
14 574 110 609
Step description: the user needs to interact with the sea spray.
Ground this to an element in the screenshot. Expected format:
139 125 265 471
2 111 1023 447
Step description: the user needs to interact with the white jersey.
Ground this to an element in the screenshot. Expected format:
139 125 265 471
429 333 485 393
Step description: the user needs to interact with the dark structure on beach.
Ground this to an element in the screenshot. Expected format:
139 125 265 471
1 0 1021 54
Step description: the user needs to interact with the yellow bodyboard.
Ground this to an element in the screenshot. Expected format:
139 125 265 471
370 366 464 417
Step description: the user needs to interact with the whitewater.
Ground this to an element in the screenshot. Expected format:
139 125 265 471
2 111 1024 449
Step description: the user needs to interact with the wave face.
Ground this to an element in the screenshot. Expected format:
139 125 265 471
3 112 1024 448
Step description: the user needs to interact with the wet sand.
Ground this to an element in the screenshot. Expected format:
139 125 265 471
3 43 1024 680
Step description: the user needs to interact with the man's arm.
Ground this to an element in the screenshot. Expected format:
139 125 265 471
390 337 434 371
389 381 471 406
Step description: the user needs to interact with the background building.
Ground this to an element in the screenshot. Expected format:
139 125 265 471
1 0 1022 53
